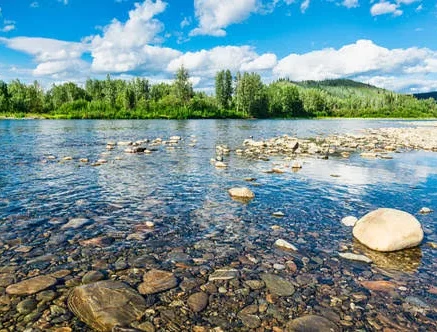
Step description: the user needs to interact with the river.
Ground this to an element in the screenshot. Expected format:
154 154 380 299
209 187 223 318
0 119 436 331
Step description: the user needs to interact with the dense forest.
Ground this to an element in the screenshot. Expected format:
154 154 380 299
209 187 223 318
0 67 436 119
414 91 437 101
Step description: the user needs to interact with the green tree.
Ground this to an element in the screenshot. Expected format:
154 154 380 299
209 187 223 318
173 65 193 105
235 72 268 117
0 81 10 113
268 82 304 117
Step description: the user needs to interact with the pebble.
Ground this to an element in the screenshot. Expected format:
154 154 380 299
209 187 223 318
419 207 433 214
338 252 372 264
187 292 209 312
261 273 295 297
138 270 178 295
274 239 297 251
209 268 239 281
341 216 358 227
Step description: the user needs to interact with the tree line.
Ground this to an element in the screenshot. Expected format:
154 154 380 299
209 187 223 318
0 67 436 119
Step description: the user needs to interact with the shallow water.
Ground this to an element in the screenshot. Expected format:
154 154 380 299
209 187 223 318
0 119 436 331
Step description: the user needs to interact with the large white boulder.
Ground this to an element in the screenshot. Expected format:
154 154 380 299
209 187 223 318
353 208 424 252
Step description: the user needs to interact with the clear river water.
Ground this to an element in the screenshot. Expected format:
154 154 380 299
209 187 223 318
0 119 436 331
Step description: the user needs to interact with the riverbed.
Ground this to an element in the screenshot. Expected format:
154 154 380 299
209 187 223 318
0 119 436 331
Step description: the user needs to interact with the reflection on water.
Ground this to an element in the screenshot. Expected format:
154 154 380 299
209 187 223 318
353 240 423 273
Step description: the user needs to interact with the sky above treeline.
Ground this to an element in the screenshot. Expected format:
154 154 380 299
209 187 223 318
0 0 436 93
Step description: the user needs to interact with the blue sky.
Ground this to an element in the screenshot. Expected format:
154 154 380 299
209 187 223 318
0 0 436 92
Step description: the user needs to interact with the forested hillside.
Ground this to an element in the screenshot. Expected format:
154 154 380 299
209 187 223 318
414 91 437 101
0 68 436 119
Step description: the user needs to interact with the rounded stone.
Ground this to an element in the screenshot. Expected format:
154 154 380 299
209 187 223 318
286 315 339 332
68 280 147 332
353 208 424 252
187 292 209 312
228 187 255 200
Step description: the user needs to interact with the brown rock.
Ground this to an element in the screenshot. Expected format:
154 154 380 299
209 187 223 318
6 275 57 295
360 280 396 292
187 292 209 312
138 269 178 295
286 315 339 332
68 280 147 332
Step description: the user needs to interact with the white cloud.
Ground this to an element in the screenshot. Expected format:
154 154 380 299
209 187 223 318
415 4 423 12
58 0 68 5
1 24 15 32
167 46 275 75
0 37 87 62
190 0 257 37
180 17 191 28
30 2 39 8
88 0 179 73
300 0 310 13
241 53 277 71
370 1 403 16
273 40 437 81
342 0 359 8
396 0 420 4
33 59 90 77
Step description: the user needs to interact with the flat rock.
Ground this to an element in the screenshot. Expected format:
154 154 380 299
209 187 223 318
61 218 92 230
187 292 209 312
339 252 372 263
209 268 239 281
6 275 57 295
138 270 178 295
260 273 295 297
353 208 424 252
275 239 297 251
286 315 339 332
68 280 147 332
360 280 396 292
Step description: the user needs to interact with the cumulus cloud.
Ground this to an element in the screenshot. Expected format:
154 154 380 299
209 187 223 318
370 1 403 16
0 37 87 62
190 0 257 37
88 0 181 73
273 40 437 81
342 0 359 8
167 46 275 75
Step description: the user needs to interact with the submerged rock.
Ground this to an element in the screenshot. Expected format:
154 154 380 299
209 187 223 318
286 315 339 332
187 292 209 312
274 239 297 251
339 252 372 263
138 270 178 295
6 275 57 295
61 218 92 230
68 280 147 332
353 208 424 252
260 273 295 297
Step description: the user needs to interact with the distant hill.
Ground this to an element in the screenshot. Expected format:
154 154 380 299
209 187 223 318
414 92 437 101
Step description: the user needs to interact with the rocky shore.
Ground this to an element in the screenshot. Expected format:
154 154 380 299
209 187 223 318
0 123 436 331
238 125 437 161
